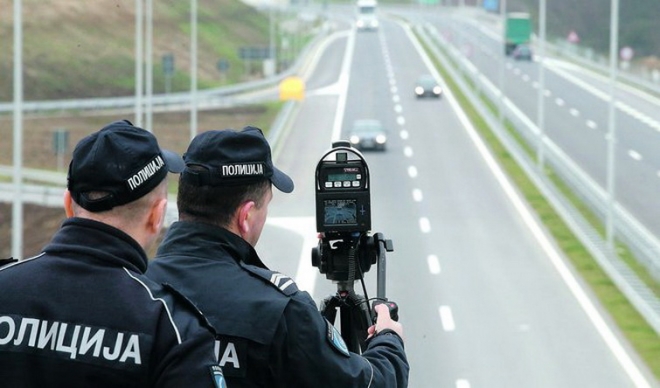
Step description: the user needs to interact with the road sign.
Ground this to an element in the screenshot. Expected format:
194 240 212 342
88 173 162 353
279 76 304 101
162 53 175 76
217 59 229 73
483 0 498 12
239 46 273 60
53 129 69 172
620 46 634 61
52 129 69 155
567 30 580 44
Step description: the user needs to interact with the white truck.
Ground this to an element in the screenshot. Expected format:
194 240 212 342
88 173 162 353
355 0 378 31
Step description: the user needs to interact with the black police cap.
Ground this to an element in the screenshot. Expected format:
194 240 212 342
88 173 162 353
67 120 185 212
181 126 294 193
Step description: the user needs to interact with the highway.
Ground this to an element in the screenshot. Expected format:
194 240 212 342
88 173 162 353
417 7 660 242
257 8 658 388
1 4 658 387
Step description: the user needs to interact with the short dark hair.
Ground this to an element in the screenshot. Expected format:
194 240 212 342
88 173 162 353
177 172 271 227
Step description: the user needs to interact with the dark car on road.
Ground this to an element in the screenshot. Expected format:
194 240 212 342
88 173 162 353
348 119 387 151
512 44 533 61
415 74 443 98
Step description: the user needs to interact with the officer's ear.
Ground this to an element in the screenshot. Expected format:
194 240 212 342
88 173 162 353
147 197 168 235
63 190 75 218
236 200 256 238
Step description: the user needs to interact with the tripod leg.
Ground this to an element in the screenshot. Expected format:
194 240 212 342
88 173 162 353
339 297 371 354
340 304 361 353
320 296 339 325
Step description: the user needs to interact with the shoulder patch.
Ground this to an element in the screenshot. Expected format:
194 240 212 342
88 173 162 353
240 263 299 296
209 365 227 388
325 319 350 357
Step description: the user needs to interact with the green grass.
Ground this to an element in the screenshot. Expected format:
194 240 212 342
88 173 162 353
415 29 660 380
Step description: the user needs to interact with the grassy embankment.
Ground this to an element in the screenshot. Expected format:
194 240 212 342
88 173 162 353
0 0 296 174
0 0 292 257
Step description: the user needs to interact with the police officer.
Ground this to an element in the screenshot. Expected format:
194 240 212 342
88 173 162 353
146 126 409 387
0 120 225 388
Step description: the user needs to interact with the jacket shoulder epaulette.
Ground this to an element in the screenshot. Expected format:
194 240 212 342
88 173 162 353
240 263 299 296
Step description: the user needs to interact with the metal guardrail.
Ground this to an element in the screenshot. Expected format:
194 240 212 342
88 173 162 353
413 22 660 335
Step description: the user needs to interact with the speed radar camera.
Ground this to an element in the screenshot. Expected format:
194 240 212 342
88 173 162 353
312 141 395 354
315 141 371 234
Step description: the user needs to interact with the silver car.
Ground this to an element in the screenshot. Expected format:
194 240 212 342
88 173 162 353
414 74 443 98
348 119 387 151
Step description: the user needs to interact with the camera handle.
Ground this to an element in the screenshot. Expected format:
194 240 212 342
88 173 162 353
373 232 393 301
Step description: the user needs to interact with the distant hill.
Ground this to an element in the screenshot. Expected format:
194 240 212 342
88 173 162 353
0 0 272 101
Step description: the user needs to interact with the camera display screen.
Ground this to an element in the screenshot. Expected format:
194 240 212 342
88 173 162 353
328 172 359 182
323 199 357 226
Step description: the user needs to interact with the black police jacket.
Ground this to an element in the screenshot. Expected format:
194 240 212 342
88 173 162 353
147 220 409 388
0 217 223 388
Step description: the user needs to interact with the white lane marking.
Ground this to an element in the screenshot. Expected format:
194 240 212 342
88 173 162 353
439 306 455 331
570 108 580 117
628 150 642 161
522 74 530 82
397 116 405 126
393 95 400 103
513 68 521 76
544 89 551 97
586 120 598 129
391 86 398 95
427 254 440 274
403 146 413 157
456 380 471 388
394 104 402 113
555 98 565 106
419 217 431 233
546 58 660 133
532 81 539 89
408 166 418 178
412 188 423 202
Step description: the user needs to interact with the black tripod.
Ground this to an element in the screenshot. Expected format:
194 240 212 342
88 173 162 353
314 232 393 354
320 281 372 352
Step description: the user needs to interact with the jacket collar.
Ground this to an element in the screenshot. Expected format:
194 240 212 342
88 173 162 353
43 217 149 273
157 221 267 268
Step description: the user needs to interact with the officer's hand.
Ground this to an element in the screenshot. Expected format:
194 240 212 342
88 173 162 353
367 303 404 340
